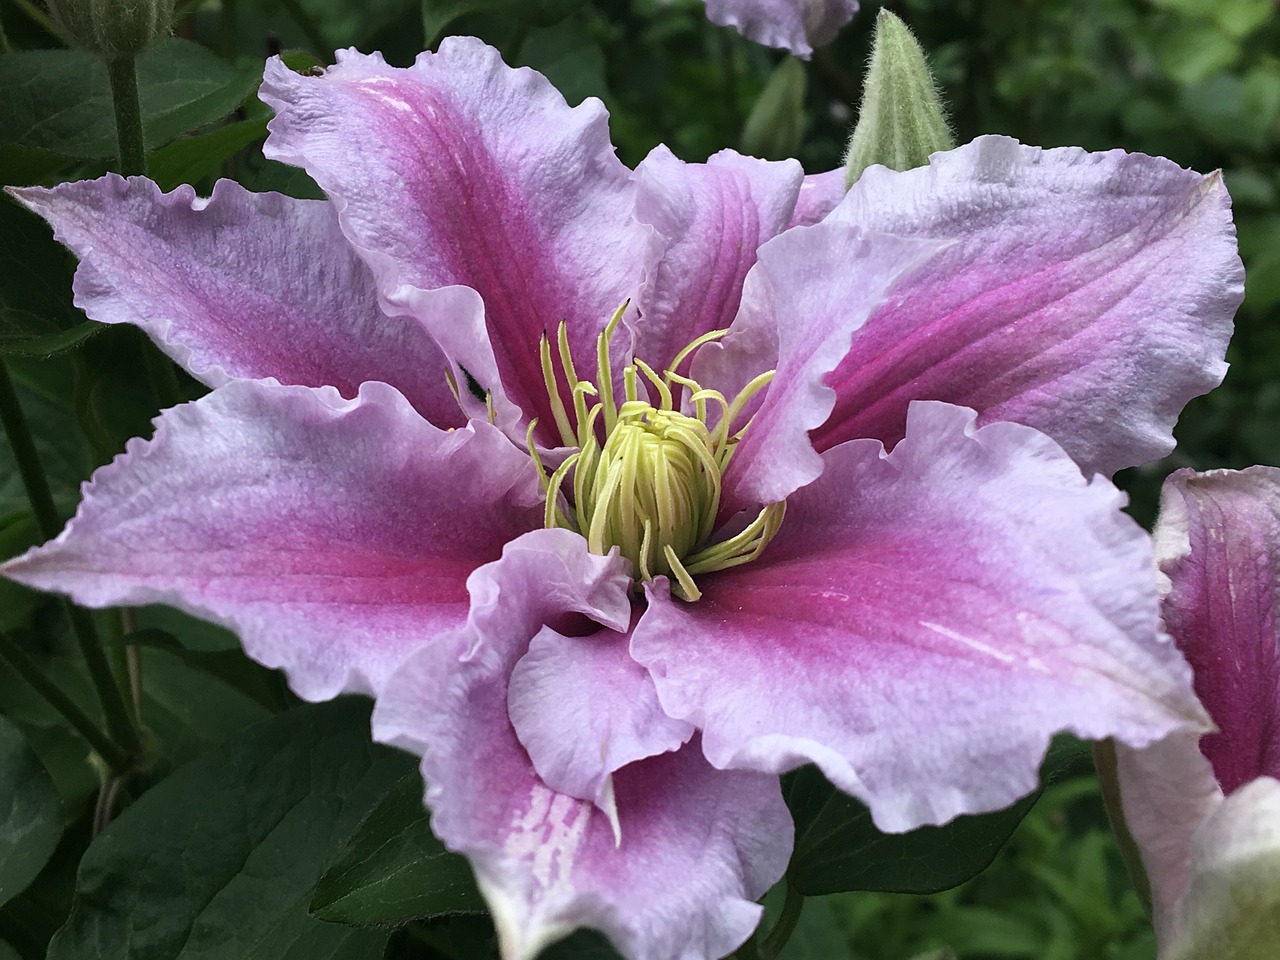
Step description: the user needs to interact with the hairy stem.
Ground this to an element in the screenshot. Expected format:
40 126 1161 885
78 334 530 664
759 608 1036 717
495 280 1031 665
107 55 147 176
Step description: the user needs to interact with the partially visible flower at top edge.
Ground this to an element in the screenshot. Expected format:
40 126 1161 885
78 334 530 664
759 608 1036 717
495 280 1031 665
703 0 860 58
1115 468 1280 960
0 37 1242 960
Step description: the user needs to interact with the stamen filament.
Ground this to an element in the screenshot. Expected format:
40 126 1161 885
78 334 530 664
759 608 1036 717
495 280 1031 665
539 334 577 447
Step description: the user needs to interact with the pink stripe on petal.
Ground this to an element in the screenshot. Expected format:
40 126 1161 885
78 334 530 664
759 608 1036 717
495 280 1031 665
632 146 802 378
9 176 462 427
260 41 648 441
1154 468 1280 792
634 401 1207 832
696 223 941 514
1 380 543 700
373 530 788 960
817 137 1242 476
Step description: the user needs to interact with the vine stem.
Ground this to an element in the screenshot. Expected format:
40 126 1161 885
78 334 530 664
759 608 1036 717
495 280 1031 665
0 362 140 762
106 55 147 177
0 630 130 773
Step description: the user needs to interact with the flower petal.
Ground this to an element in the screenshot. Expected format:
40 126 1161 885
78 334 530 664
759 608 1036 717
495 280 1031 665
1154 468 1280 792
786 167 846 228
9 176 461 427
260 40 648 439
1116 734 1224 950
508 621 695 815
373 529 790 960
704 0 860 58
633 401 1208 832
632 146 802 376
1 380 542 699
695 223 940 513
1167 776 1280 960
817 136 1243 476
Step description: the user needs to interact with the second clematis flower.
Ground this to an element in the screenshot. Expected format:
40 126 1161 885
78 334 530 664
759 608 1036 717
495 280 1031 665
1115 469 1280 960
702 0 860 57
1 37 1243 960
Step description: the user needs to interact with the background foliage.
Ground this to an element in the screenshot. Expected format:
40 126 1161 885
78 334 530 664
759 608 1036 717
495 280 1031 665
0 1 1274 958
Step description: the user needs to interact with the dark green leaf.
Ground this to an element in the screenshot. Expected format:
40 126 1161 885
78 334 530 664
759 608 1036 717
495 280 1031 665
311 770 482 925
114 626 289 715
0 359 89 521
148 118 269 192
0 939 18 960
0 715 62 907
0 314 101 359
422 0 588 46
0 39 259 159
784 737 1091 896
45 699 404 960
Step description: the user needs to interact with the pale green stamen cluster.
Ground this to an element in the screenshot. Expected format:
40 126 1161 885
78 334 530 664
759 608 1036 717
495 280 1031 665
527 304 786 602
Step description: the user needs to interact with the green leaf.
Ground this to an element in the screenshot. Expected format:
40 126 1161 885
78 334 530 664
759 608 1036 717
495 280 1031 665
311 770 482 925
0 715 62 908
0 39 259 159
45 700 404 960
0 939 18 960
148 118 270 192
422 0 588 46
0 195 82 351
785 737 1091 895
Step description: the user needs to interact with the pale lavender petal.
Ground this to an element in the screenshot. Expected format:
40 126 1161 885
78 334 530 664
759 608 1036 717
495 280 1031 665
9 176 462 427
508 623 695 813
633 402 1208 832
1167 776 1280 960
1154 468 1280 792
632 146 802 376
786 167 846 228
1 380 542 700
260 40 648 440
817 136 1243 476
1116 734 1224 950
705 0 859 58
694 223 940 514
373 529 790 960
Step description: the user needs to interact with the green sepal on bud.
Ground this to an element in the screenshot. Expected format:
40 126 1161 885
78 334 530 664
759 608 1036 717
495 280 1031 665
843 9 954 189
47 0 173 59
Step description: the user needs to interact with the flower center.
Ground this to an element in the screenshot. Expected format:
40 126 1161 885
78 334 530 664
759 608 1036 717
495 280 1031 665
528 303 785 601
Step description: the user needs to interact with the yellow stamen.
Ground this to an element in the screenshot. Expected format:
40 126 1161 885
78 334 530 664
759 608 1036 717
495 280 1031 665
527 305 787 600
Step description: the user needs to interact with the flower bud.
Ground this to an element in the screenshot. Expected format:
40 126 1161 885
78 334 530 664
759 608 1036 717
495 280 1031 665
47 0 173 60
741 56 808 161
843 9 954 188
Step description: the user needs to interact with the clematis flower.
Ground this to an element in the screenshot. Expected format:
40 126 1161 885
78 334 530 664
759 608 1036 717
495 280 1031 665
1 37 1242 960
1114 468 1280 960
702 0 860 57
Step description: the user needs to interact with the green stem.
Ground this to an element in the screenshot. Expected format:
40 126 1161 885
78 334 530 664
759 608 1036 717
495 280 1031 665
0 361 140 760
0 11 12 53
1094 739 1153 914
0 631 130 773
106 55 147 177
0 362 60 541
220 0 237 60
9 0 62 39
758 881 804 960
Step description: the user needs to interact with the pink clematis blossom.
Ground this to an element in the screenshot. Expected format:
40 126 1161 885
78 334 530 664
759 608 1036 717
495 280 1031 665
1115 468 1280 959
702 0 859 57
2 38 1243 960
